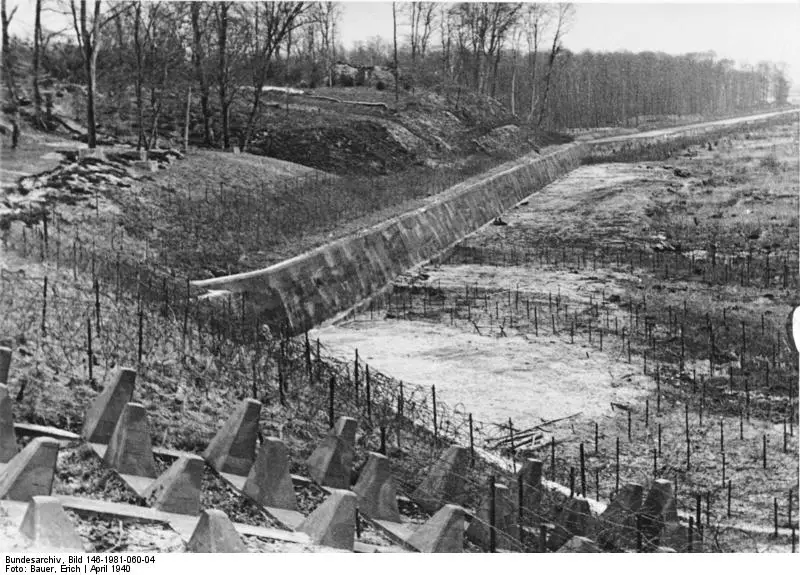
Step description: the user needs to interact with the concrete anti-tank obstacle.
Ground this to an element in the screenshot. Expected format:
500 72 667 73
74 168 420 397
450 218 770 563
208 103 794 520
465 483 519 550
82 367 136 444
298 489 357 551
143 454 204 515
517 458 543 524
556 535 601 553
406 504 466 553
660 520 697 553
203 398 261 475
1 383 19 463
548 497 591 551
596 482 643 550
638 479 676 550
19 496 85 551
306 418 357 490
242 437 297 510
103 402 157 478
186 509 247 553
352 452 401 522
333 416 357 447
0 437 60 500
411 445 471 514
0 346 11 385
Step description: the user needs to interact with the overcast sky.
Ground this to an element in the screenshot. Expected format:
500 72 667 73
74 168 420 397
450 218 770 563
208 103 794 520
10 1 800 84
337 1 799 81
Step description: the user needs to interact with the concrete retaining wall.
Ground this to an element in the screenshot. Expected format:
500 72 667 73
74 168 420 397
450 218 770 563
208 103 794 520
192 144 587 335
192 109 799 335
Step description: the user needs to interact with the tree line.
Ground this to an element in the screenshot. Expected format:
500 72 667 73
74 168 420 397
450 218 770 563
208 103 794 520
1 1 792 150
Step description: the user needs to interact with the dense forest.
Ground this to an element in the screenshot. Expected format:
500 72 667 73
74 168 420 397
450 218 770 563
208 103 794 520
1 1 792 149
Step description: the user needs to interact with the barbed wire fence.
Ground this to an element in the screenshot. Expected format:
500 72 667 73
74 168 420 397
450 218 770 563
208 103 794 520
2 122 798 551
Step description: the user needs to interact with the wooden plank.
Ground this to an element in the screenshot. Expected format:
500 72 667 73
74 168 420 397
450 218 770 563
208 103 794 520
219 472 246 491
57 494 167 525
233 521 310 544
374 519 415 541
152 446 192 460
266 507 304 531
14 422 80 441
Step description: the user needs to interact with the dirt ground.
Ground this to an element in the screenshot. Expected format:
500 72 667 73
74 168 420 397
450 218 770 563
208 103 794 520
314 265 654 430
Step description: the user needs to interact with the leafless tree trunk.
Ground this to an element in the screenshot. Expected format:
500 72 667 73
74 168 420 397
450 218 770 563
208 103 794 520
133 0 145 149
215 1 230 149
2 0 19 147
191 1 212 146
183 86 191 152
537 3 573 128
69 0 104 149
32 0 44 125
523 3 549 122
242 1 307 150
392 2 399 103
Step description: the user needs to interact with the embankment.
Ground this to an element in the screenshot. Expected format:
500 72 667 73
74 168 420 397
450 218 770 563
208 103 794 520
192 109 799 335
193 144 586 334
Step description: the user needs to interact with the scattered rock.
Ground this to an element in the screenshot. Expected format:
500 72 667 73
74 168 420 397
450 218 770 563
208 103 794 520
673 168 691 178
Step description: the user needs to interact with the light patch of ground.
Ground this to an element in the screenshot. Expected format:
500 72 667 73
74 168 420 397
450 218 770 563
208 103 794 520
315 317 653 431
403 263 633 304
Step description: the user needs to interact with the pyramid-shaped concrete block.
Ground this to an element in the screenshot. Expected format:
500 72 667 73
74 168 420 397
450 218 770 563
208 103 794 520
660 520 696 552
187 509 247 553
597 483 643 550
411 446 470 514
465 483 520 550
0 437 60 501
353 452 401 522
299 489 357 550
1 383 18 463
639 479 675 550
334 417 357 446
517 458 543 523
143 455 204 515
19 496 84 551
243 437 297 510
203 399 261 475
0 346 11 384
103 402 157 478
306 434 353 490
82 368 136 443
556 535 601 553
548 497 591 551
407 504 466 553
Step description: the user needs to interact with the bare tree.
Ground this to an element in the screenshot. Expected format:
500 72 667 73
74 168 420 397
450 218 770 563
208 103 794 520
1 0 19 147
67 0 128 148
32 0 44 124
311 1 340 87
190 1 213 146
452 3 520 95
214 1 231 149
68 0 102 148
438 4 454 84
392 2 398 102
521 3 550 122
537 3 574 127
407 1 436 64
241 1 307 149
